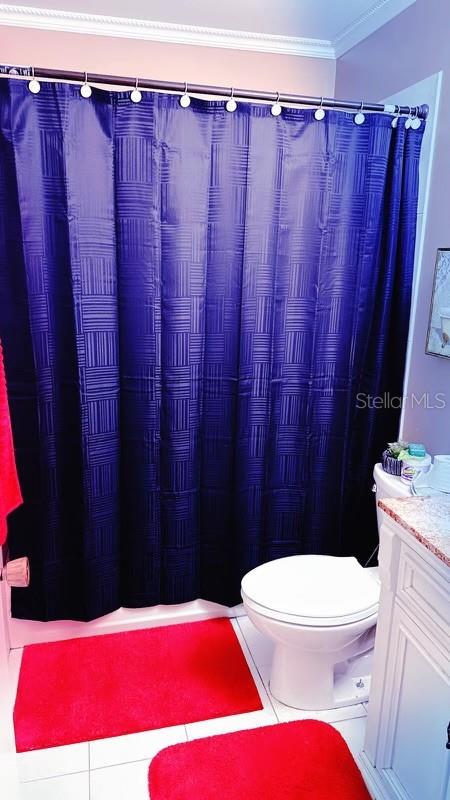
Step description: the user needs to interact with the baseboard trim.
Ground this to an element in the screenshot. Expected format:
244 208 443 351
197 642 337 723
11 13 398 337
358 751 391 800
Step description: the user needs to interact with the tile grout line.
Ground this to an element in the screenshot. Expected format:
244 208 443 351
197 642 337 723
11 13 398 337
19 768 90 785
252 664 281 722
233 619 279 716
18 740 95 785
89 756 156 772
88 740 91 800
232 617 279 721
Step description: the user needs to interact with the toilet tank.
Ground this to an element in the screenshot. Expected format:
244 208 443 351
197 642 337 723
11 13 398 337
373 462 411 532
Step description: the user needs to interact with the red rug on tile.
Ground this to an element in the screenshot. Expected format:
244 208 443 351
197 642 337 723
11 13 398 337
149 719 371 800
14 618 262 752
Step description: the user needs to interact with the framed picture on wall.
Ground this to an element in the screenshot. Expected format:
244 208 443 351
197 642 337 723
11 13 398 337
426 248 450 359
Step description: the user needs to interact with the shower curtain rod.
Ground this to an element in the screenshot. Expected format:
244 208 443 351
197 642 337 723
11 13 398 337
1 64 429 119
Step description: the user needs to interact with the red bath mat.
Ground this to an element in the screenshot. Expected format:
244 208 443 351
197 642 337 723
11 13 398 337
14 618 262 752
149 719 371 800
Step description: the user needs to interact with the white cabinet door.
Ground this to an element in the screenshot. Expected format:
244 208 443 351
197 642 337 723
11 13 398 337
377 603 450 800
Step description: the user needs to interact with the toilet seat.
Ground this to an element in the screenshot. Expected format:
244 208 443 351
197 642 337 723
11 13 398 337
241 555 380 627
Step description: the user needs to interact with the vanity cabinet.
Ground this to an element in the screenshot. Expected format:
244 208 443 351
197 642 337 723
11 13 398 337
360 509 450 800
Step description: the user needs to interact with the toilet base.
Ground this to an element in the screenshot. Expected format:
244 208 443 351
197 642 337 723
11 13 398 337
269 646 373 711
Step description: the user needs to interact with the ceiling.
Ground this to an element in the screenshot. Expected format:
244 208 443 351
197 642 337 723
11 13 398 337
0 0 416 57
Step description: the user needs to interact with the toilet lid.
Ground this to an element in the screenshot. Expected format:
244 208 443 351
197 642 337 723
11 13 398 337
241 555 380 627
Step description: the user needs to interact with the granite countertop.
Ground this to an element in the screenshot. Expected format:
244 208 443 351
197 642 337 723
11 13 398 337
378 495 450 567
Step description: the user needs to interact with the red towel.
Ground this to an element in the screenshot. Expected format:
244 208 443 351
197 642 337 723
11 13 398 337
0 340 22 545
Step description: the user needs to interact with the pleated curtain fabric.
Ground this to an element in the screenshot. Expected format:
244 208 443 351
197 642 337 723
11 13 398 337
0 80 424 621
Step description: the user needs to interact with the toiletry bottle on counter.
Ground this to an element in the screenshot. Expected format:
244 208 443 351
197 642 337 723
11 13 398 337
400 443 431 485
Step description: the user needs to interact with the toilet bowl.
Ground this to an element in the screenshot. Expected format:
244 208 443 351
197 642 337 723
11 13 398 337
241 554 380 710
241 463 411 711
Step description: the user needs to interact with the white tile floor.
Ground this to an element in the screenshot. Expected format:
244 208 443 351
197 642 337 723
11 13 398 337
12 615 368 799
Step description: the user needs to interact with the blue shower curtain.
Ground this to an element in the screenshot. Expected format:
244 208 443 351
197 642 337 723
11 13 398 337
0 80 423 621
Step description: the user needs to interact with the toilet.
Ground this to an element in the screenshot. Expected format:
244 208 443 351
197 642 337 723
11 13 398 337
241 463 411 711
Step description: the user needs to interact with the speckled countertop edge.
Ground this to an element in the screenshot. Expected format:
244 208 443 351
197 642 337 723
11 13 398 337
378 495 450 567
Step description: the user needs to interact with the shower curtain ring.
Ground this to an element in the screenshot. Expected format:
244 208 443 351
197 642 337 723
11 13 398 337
226 86 237 113
130 77 142 104
354 100 365 125
180 81 191 108
405 105 413 129
391 105 401 128
271 91 282 117
411 106 421 129
28 66 41 94
80 71 92 98
314 96 325 121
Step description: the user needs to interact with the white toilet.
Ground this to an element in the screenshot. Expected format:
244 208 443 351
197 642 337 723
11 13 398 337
241 463 410 710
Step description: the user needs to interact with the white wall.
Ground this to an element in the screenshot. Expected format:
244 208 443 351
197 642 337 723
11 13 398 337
335 0 450 456
0 24 336 97
380 74 443 447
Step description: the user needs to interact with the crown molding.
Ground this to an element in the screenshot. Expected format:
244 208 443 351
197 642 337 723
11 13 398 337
0 5 335 59
333 0 416 58
0 1 417 60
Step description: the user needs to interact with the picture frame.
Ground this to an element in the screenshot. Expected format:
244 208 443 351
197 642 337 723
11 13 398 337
426 248 450 359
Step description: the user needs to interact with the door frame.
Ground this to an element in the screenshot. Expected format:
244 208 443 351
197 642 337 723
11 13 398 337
0 548 21 798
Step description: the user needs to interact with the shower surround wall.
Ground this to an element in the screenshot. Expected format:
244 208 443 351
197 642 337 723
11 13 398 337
335 0 450 453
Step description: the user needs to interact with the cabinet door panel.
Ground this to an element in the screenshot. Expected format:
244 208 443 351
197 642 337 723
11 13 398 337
388 605 449 800
397 544 449 641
